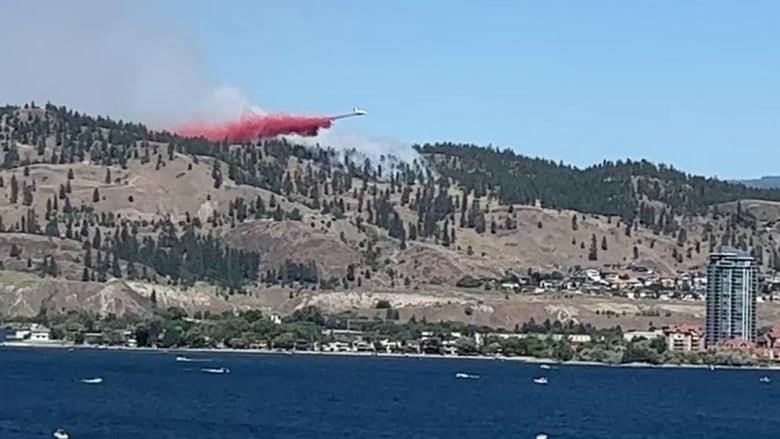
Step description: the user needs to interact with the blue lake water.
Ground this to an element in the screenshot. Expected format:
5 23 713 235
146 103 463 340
1 347 779 438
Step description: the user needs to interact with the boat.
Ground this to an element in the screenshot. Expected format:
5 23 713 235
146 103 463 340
80 377 103 384
201 367 230 374
533 377 548 385
540 364 551 370
536 435 548 439
709 365 715 371
455 372 479 379
53 429 69 439
176 355 211 363
760 376 771 383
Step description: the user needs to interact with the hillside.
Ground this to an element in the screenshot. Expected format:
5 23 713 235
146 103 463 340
0 102 779 330
740 176 780 190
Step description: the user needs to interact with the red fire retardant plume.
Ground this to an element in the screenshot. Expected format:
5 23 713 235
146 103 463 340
177 114 333 142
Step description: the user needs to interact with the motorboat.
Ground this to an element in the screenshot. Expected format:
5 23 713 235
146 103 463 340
540 364 551 370
80 377 103 384
760 376 771 383
177 355 211 363
455 372 479 379
533 377 549 385
53 429 69 439
201 367 230 374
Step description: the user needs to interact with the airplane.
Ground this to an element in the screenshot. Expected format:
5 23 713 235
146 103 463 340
352 106 368 115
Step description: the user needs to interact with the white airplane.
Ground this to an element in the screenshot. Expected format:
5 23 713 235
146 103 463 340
352 106 368 115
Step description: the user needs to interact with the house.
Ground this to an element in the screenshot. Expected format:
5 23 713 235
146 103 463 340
321 341 351 352
663 324 704 352
623 330 664 342
500 282 522 292
352 340 375 352
29 324 51 342
269 314 283 325
378 339 402 353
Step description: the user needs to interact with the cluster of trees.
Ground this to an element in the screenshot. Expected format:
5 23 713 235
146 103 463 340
24 306 765 366
417 142 780 220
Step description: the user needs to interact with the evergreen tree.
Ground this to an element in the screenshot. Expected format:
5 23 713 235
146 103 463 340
588 234 598 261
9 175 18 204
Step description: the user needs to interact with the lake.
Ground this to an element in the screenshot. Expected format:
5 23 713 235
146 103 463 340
1 347 779 438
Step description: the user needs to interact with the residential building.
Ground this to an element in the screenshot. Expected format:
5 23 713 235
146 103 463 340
705 247 758 347
29 324 51 342
663 324 704 352
623 330 664 342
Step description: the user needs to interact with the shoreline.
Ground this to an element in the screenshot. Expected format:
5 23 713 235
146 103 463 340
3 341 780 371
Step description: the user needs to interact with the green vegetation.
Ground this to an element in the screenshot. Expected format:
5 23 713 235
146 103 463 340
4 307 767 367
417 142 780 220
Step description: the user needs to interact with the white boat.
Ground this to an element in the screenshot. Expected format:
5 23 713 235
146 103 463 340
533 377 548 385
760 376 771 383
536 435 548 439
201 367 230 374
53 429 69 439
455 372 479 379
540 364 551 370
80 377 103 384
177 355 211 363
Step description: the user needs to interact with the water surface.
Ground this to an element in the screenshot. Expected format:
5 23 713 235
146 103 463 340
1 348 778 438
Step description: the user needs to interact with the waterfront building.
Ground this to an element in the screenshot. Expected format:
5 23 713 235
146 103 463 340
705 248 757 347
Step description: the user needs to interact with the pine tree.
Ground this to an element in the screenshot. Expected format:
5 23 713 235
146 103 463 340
22 183 33 206
588 234 598 261
601 236 608 251
105 168 111 184
9 175 18 204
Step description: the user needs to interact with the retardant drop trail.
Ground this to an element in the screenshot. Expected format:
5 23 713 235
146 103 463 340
176 114 333 142
175 107 366 142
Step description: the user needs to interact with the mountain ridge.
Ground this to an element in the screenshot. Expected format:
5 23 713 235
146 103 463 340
0 102 778 327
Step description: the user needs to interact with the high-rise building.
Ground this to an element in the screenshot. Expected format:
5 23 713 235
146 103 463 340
705 247 758 347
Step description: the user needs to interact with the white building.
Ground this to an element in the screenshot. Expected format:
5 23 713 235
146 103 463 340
623 329 664 342
29 324 51 342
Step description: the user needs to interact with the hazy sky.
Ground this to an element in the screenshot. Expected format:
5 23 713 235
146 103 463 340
3 1 779 178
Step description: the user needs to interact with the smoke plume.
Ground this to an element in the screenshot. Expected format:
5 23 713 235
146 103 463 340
1 1 420 163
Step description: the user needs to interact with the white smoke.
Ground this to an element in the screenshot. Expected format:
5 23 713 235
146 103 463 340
285 128 419 165
0 0 418 164
0 1 256 126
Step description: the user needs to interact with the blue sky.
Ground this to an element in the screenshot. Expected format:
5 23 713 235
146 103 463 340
160 1 779 179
